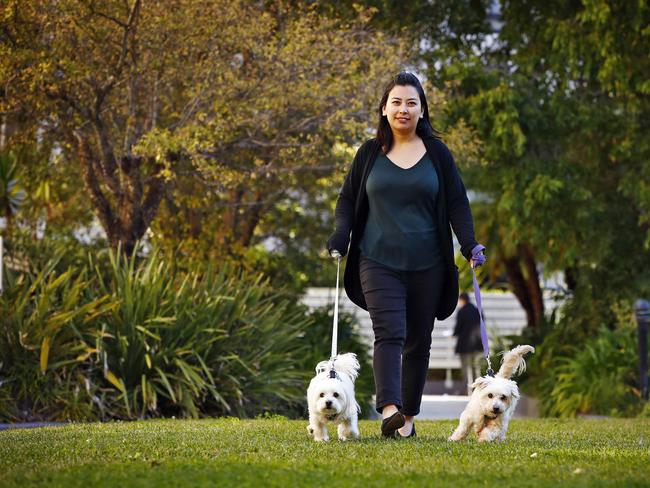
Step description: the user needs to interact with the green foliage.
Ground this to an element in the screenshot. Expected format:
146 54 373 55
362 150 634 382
91 248 311 419
3 229 110 278
638 400 650 418
2 0 405 254
0 256 118 421
522 297 645 418
0 246 321 421
7 141 96 239
422 0 650 333
540 326 641 418
2 0 648 424
0 150 26 230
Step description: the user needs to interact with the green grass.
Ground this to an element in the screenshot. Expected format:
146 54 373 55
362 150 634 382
1 418 648 487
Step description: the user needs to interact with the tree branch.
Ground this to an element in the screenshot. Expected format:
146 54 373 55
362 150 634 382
97 0 141 97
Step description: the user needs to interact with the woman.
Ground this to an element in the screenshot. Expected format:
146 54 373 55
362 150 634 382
327 72 486 438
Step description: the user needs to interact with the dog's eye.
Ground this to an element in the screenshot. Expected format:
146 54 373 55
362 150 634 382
487 393 493 398
333 392 339 398
319 393 324 398
500 395 507 401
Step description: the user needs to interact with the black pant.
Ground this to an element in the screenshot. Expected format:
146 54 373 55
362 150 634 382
359 255 444 416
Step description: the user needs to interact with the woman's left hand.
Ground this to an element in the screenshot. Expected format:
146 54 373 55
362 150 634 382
470 244 486 269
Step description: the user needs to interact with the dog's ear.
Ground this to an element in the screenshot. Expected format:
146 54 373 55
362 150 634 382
470 376 490 391
315 360 328 374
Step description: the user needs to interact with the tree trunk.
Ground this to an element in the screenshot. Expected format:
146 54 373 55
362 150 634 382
74 131 166 255
220 186 266 251
503 243 544 328
236 188 264 248
565 266 578 292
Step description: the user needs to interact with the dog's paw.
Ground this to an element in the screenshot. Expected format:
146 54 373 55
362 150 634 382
448 433 463 442
307 425 314 435
478 430 499 442
338 432 359 441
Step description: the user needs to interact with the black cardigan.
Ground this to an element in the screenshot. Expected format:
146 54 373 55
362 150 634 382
327 136 479 320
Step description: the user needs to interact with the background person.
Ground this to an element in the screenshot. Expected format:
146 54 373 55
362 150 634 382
453 292 483 395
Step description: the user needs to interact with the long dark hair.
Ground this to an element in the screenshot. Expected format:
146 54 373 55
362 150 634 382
376 72 441 153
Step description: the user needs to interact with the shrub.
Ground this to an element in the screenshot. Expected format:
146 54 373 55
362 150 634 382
91 249 312 419
538 325 642 417
523 311 645 418
638 400 650 418
0 257 118 421
0 247 316 421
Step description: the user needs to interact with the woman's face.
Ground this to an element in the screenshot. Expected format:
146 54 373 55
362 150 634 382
382 84 424 135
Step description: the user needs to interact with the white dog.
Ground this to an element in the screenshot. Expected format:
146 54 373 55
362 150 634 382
306 352 361 442
449 345 534 443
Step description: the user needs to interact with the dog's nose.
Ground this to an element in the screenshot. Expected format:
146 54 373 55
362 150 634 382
325 400 332 408
493 407 501 414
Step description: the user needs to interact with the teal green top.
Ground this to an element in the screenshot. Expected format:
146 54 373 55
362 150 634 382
359 153 443 271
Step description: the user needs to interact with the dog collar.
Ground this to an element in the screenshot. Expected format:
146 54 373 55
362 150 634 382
329 369 341 381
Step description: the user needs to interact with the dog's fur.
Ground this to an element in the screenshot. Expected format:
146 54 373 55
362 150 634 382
448 345 534 442
306 352 360 442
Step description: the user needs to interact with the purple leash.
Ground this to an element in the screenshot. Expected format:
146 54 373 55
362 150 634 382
470 244 493 377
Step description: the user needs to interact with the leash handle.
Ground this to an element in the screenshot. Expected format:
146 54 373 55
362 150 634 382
472 264 494 377
331 252 342 360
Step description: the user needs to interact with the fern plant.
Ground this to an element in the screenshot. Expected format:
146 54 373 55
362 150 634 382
0 257 118 421
538 326 641 417
90 248 312 419
1 247 316 421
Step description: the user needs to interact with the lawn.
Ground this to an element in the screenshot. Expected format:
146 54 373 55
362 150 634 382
1 418 648 487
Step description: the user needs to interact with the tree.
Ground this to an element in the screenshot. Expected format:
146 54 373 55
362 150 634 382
1 1 404 255
428 0 650 328
146 4 404 258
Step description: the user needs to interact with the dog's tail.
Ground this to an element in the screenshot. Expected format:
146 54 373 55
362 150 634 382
496 345 534 379
332 353 360 381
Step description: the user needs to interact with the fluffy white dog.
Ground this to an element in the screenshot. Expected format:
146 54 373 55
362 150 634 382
306 352 360 442
449 345 534 443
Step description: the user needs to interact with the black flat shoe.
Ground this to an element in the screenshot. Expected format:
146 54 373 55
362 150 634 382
381 411 405 438
397 423 416 438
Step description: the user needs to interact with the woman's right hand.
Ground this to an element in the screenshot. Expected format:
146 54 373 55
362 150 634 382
326 231 349 258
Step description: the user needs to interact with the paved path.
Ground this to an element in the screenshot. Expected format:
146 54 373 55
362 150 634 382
419 395 469 419
0 395 538 429
0 422 63 431
418 394 539 419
